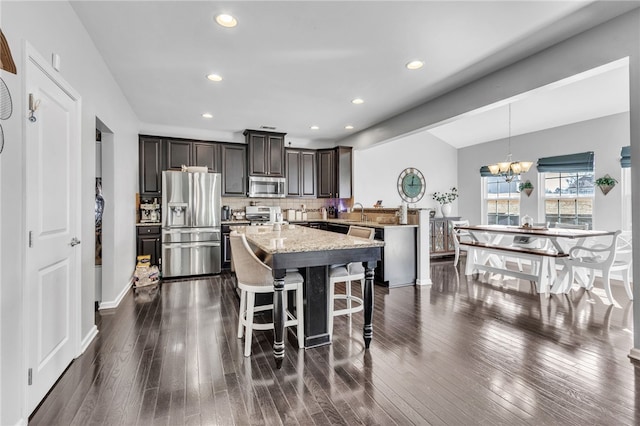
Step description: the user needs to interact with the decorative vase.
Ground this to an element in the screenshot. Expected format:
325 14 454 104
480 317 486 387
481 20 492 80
524 188 533 197
441 203 452 217
598 184 614 196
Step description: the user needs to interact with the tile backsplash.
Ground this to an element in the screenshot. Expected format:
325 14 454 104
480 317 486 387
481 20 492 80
221 198 335 219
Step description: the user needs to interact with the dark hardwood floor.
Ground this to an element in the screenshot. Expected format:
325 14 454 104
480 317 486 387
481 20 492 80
30 259 639 425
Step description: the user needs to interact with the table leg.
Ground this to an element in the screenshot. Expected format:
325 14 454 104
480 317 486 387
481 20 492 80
273 268 286 369
363 261 376 349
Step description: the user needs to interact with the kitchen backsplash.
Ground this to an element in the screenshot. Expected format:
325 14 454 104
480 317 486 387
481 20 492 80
221 197 335 219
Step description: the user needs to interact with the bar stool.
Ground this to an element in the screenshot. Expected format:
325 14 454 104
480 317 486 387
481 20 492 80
230 232 304 357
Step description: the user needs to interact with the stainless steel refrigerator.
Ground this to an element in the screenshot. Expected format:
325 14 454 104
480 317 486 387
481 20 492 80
162 171 222 277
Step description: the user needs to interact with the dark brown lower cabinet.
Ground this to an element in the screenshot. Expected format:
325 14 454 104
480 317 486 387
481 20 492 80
136 225 161 267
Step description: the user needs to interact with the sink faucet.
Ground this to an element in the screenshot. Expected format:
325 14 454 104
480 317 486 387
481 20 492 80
353 202 364 222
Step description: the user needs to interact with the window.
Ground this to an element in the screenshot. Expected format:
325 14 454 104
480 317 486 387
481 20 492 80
484 175 520 225
543 172 594 228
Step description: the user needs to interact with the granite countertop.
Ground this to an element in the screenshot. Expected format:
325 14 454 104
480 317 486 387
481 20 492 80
230 224 385 254
136 222 161 227
223 218 417 229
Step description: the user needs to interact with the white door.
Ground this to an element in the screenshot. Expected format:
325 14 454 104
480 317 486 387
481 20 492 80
24 46 81 414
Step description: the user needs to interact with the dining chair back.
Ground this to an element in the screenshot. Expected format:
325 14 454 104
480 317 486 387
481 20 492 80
230 232 305 356
564 230 632 305
450 220 470 267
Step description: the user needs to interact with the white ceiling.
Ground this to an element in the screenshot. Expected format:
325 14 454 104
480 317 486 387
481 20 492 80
69 1 637 146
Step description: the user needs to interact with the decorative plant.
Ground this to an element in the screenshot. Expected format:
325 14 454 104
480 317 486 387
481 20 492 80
432 187 458 205
518 181 534 191
518 180 534 197
595 175 618 186
595 174 617 195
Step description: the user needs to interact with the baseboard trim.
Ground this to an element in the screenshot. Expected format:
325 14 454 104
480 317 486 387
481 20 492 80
80 325 99 355
98 279 132 310
628 348 640 363
415 279 433 286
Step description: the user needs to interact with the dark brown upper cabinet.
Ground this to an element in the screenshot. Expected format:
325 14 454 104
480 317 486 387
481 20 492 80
244 130 285 177
221 144 247 197
165 139 220 172
285 148 316 198
317 146 352 199
139 136 163 197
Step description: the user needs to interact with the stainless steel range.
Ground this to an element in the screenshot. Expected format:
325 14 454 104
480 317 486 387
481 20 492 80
245 205 282 225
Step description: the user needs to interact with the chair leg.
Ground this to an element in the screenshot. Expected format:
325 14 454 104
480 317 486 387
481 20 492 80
237 288 246 339
346 280 352 318
328 280 335 340
244 292 255 357
454 245 460 267
603 271 616 305
623 268 633 300
296 285 305 349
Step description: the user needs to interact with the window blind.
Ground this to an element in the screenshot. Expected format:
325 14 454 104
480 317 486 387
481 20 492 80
621 145 630 168
536 151 594 173
479 166 493 177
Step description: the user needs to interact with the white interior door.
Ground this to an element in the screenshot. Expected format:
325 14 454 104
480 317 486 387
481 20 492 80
24 47 81 414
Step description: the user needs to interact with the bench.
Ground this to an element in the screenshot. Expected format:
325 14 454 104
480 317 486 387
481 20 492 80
459 241 569 294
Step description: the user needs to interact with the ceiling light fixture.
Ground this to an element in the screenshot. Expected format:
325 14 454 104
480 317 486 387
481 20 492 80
215 14 237 28
310 125 319 130
345 125 354 130
202 113 213 119
207 74 223 82
406 60 424 70
351 98 364 105
487 104 532 182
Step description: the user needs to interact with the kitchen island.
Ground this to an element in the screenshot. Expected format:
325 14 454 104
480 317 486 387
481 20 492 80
230 224 384 368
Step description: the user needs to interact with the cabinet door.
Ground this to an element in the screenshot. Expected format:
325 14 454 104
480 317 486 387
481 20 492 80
165 140 192 170
139 137 162 196
193 142 220 172
221 144 247 196
267 134 284 177
300 150 316 197
335 146 352 199
317 149 334 198
137 234 161 266
285 149 301 196
248 132 268 175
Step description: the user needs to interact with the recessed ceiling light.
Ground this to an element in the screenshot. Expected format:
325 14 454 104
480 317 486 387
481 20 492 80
406 60 424 70
202 113 213 119
207 73 223 82
310 125 319 130
351 98 364 105
345 125 354 130
215 14 237 28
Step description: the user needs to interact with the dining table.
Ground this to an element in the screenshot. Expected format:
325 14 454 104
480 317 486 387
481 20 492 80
456 224 617 294
230 224 384 369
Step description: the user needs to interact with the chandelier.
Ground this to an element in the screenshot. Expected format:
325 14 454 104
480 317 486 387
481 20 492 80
487 104 532 182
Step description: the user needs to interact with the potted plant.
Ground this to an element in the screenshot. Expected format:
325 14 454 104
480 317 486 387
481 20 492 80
595 174 617 195
432 187 458 217
518 180 534 197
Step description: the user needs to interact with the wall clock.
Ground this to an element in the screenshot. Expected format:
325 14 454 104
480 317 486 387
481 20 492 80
397 167 426 203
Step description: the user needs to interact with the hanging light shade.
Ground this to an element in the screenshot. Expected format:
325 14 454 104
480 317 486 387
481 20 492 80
487 104 532 182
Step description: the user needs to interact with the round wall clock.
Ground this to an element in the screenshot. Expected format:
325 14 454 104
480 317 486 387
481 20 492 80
397 167 426 203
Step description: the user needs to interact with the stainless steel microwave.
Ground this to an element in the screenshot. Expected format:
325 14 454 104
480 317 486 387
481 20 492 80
248 176 286 198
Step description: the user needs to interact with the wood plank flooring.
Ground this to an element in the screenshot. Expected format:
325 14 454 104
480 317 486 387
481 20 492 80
30 259 640 425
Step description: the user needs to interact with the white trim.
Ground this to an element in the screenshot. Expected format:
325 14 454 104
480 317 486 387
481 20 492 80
80 326 99 354
621 167 632 231
98 279 132 310
628 347 640 363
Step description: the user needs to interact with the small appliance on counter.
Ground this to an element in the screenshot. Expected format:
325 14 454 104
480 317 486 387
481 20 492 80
222 205 231 221
140 198 161 223
245 205 283 225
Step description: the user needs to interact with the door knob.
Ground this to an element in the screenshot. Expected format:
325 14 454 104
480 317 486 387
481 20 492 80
70 237 81 247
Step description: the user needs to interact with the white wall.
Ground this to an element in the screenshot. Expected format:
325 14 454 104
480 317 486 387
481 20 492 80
354 130 458 213
458 112 630 230
1 2 139 424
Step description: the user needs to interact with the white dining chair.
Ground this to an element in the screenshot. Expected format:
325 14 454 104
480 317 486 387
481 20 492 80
512 222 549 273
230 232 305 357
450 219 471 267
328 225 375 338
564 230 632 305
